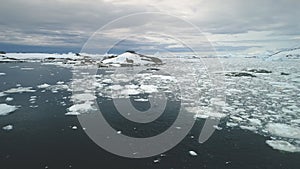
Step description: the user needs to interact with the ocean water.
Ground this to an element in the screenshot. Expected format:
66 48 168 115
0 60 300 169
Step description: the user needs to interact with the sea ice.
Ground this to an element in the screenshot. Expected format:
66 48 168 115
0 72 6 76
189 150 198 156
37 83 51 88
140 85 158 93
240 125 257 131
4 87 36 93
0 104 17 116
71 93 96 102
2 124 13 131
266 140 300 152
5 97 14 102
66 102 95 115
266 123 300 139
0 92 6 97
134 98 149 102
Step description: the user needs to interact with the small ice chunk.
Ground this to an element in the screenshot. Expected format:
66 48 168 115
240 125 257 131
56 81 64 85
65 112 80 116
0 104 18 116
134 98 149 102
140 85 158 93
213 125 223 130
248 118 262 126
189 150 198 156
2 124 13 131
37 83 51 88
0 92 6 97
21 67 34 70
266 140 300 152
67 102 95 115
0 72 6 76
226 122 238 127
102 79 113 83
153 159 160 163
120 89 140 95
71 93 96 102
108 85 123 90
71 126 78 130
230 116 244 122
291 119 300 124
117 130 122 134
5 97 14 102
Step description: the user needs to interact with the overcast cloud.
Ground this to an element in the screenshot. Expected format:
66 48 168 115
0 0 299 55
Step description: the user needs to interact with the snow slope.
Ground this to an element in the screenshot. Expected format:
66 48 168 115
102 52 163 66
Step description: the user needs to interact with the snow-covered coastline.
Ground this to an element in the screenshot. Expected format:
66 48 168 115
0 51 163 67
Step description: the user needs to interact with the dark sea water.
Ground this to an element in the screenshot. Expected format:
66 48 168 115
0 63 300 169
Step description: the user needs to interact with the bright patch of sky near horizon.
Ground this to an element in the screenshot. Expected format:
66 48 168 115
0 0 299 55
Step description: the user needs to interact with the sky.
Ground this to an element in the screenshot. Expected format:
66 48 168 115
0 0 299 56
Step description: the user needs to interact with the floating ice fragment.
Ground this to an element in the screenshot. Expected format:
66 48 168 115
21 67 34 70
140 85 158 93
5 97 13 102
56 81 64 85
67 102 95 115
240 125 257 131
226 122 238 127
71 93 96 102
266 140 300 152
153 159 160 163
37 83 51 88
4 87 36 93
248 118 262 126
213 125 222 130
266 123 300 139
134 98 149 102
189 150 198 156
2 124 13 131
0 92 6 97
0 104 17 116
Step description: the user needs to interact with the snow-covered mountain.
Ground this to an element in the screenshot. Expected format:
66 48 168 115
101 51 163 66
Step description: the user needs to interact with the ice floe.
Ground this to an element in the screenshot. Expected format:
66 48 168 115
0 92 7 97
266 123 300 139
266 140 300 152
2 124 13 131
66 101 96 115
0 104 17 116
4 87 36 93
189 150 198 156
37 83 51 88
5 97 14 102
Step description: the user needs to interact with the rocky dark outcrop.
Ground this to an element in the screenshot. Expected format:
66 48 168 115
146 68 160 71
280 72 290 75
245 69 272 73
0 51 6 54
225 72 256 77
